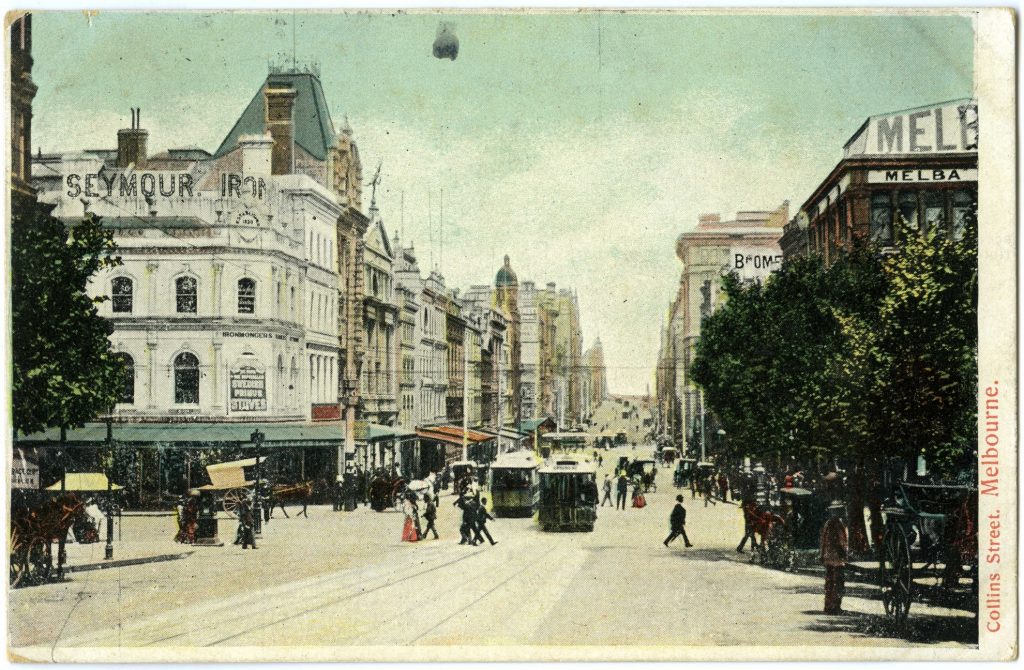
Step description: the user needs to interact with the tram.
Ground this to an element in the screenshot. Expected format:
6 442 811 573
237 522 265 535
537 459 598 532
487 451 539 517
540 432 590 455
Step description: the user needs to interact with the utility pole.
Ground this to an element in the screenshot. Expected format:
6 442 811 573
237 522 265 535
462 327 469 462
104 410 114 560
496 341 503 455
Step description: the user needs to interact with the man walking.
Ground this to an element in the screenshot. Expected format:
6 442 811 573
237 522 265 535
664 495 693 547
423 493 439 539
454 494 477 545
615 472 629 510
820 502 849 614
600 474 613 507
474 497 498 546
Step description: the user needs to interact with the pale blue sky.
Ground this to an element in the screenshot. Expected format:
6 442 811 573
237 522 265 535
32 11 975 394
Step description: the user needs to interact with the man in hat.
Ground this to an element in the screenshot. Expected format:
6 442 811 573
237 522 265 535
820 502 849 614
664 495 693 547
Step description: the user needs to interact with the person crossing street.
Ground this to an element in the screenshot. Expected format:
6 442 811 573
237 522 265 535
601 474 613 507
664 495 693 548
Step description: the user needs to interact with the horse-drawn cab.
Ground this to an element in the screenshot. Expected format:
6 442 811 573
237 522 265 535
754 487 828 570
674 458 697 488
879 482 978 627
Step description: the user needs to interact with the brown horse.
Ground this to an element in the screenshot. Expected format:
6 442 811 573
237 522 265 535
271 481 314 518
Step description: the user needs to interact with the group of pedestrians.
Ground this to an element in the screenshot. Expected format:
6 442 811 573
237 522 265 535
398 487 499 547
598 472 649 510
453 493 498 546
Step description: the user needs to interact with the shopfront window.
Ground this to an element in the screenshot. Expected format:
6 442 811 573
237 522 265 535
869 193 893 245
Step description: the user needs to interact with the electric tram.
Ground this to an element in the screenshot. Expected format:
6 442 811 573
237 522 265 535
537 459 598 532
487 451 539 517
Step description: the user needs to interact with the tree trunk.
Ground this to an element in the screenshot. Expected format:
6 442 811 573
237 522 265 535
846 458 871 555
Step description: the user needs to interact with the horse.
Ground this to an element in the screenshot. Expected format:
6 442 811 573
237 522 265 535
271 481 314 518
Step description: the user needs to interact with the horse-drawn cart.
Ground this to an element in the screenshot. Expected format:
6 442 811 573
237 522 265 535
879 482 978 627
199 458 256 517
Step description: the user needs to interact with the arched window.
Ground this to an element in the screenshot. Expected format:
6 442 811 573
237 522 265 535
238 278 256 314
174 352 200 404
176 276 197 313
112 277 133 313
115 353 134 404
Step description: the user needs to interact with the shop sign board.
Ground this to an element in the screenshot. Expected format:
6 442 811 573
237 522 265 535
230 366 267 412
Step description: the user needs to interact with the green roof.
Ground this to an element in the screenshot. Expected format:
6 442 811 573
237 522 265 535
518 418 554 433
16 421 345 448
215 72 338 161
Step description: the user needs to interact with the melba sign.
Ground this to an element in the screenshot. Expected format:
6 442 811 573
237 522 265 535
852 101 978 156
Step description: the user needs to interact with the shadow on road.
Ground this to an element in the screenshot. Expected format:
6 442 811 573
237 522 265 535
801 608 978 646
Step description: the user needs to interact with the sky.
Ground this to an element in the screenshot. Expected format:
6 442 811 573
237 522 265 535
31 11 975 395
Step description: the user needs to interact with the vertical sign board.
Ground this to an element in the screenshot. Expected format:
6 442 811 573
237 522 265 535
230 366 267 412
11 448 39 490
728 247 784 283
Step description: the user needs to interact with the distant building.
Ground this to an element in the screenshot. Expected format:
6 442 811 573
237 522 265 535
582 338 607 420
657 202 789 453
361 202 398 427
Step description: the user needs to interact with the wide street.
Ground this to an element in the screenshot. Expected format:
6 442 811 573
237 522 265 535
9 445 974 661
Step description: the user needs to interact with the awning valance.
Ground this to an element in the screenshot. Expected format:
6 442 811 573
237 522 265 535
16 421 346 449
46 473 123 492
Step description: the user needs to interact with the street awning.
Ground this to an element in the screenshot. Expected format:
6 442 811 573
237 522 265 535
518 417 555 433
416 425 494 446
15 421 346 448
480 428 528 441
367 424 418 442
46 473 123 492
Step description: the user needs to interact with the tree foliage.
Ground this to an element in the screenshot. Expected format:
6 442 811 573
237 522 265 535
691 207 977 478
11 195 126 435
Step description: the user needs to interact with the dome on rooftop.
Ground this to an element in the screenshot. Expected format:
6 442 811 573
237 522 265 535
495 255 518 288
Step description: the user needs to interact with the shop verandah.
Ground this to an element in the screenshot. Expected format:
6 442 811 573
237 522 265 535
15 422 346 509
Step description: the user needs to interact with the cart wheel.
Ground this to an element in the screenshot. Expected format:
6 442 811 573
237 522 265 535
222 489 247 518
21 538 49 586
9 531 26 587
881 524 912 627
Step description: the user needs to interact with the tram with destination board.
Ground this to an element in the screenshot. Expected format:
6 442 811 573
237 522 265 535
537 460 598 532
487 451 539 517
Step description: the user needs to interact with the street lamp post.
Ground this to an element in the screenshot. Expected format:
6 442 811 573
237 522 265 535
251 429 264 536
104 412 114 560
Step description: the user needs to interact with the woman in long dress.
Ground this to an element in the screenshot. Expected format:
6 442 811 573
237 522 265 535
401 493 419 542
631 478 646 508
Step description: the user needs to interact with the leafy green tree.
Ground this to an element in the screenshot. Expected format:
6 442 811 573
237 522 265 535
11 194 126 436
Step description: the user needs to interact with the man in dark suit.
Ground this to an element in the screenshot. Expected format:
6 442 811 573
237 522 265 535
473 497 498 546
664 495 693 547
616 473 629 510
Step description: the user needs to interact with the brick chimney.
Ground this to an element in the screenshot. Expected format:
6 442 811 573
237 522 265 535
117 107 147 167
264 85 296 175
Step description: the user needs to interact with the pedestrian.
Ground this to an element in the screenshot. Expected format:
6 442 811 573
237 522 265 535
616 472 629 510
423 493 439 539
631 478 646 508
690 472 697 499
736 498 760 553
703 476 717 507
237 501 256 549
474 497 498 546
820 502 849 614
401 493 419 543
718 472 729 501
598 454 603 468
600 474 613 507
664 495 693 547
454 494 477 545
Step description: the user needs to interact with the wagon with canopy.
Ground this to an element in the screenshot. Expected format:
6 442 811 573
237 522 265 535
199 458 256 517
